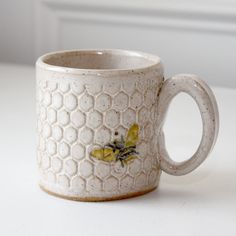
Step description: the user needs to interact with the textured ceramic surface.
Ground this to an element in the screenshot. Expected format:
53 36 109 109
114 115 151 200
36 49 219 201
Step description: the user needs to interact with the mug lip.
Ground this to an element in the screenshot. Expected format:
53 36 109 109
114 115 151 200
36 49 162 75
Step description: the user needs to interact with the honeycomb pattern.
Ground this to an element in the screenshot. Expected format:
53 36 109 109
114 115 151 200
36 77 162 197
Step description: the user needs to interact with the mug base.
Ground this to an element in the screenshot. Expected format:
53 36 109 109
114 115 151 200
39 184 157 202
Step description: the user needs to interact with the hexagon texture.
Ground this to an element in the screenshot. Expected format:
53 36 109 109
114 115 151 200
36 77 162 198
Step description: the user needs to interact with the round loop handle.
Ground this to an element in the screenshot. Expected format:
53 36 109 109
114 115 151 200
157 74 219 176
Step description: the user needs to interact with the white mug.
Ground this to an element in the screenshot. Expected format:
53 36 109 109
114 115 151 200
36 49 219 201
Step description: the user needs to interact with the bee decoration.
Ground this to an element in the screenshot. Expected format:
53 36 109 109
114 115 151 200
90 123 139 167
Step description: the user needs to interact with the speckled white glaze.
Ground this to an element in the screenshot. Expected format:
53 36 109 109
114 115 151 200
36 49 219 201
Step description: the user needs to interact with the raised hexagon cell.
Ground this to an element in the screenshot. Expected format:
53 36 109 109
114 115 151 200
58 110 70 126
58 175 70 188
120 175 134 190
46 171 56 184
41 154 50 170
43 91 52 106
94 126 111 145
137 141 148 157
139 129 146 143
129 158 142 176
111 161 127 178
87 177 102 192
42 122 51 138
46 139 57 155
71 143 85 160
47 108 57 124
95 94 111 112
144 123 154 140
71 110 86 128
64 94 78 111
150 104 156 121
122 108 136 127
65 159 77 176
79 160 93 177
148 169 158 185
47 81 57 91
113 92 129 111
87 110 102 128
51 156 63 173
52 92 63 109
37 89 43 103
59 82 70 93
41 80 47 89
115 126 127 138
104 81 121 95
105 110 120 128
104 176 119 192
40 106 47 121
135 173 147 188
122 80 136 94
136 79 148 92
130 91 143 109
144 89 155 108
79 93 94 111
79 127 93 144
71 176 85 193
58 142 70 158
86 83 102 95
52 126 63 141
152 154 159 168
39 137 46 151
143 157 152 172
149 138 157 156
71 82 84 95
95 162 110 179
138 107 149 124
64 127 77 144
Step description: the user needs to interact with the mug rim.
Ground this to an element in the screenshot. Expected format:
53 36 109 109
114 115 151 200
36 49 162 75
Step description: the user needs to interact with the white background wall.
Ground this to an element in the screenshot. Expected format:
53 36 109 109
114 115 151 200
0 0 236 87
0 0 34 64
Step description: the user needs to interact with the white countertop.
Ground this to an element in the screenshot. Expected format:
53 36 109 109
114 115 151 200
0 63 235 236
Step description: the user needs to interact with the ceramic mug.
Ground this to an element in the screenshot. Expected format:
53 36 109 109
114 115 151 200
36 49 219 201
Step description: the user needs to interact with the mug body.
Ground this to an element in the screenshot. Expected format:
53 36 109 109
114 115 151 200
36 49 164 201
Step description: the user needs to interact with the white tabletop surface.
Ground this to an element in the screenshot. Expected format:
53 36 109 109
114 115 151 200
0 63 235 236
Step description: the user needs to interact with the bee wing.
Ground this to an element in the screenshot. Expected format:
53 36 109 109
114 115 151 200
123 155 138 164
125 123 139 147
90 148 116 162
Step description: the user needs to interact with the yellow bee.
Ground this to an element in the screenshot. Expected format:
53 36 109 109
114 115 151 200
90 123 139 167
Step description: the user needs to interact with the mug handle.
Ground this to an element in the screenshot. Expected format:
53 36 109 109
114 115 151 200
157 74 219 176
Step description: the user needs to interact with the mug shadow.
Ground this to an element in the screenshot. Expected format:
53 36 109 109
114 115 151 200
112 168 236 206
120 185 197 206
